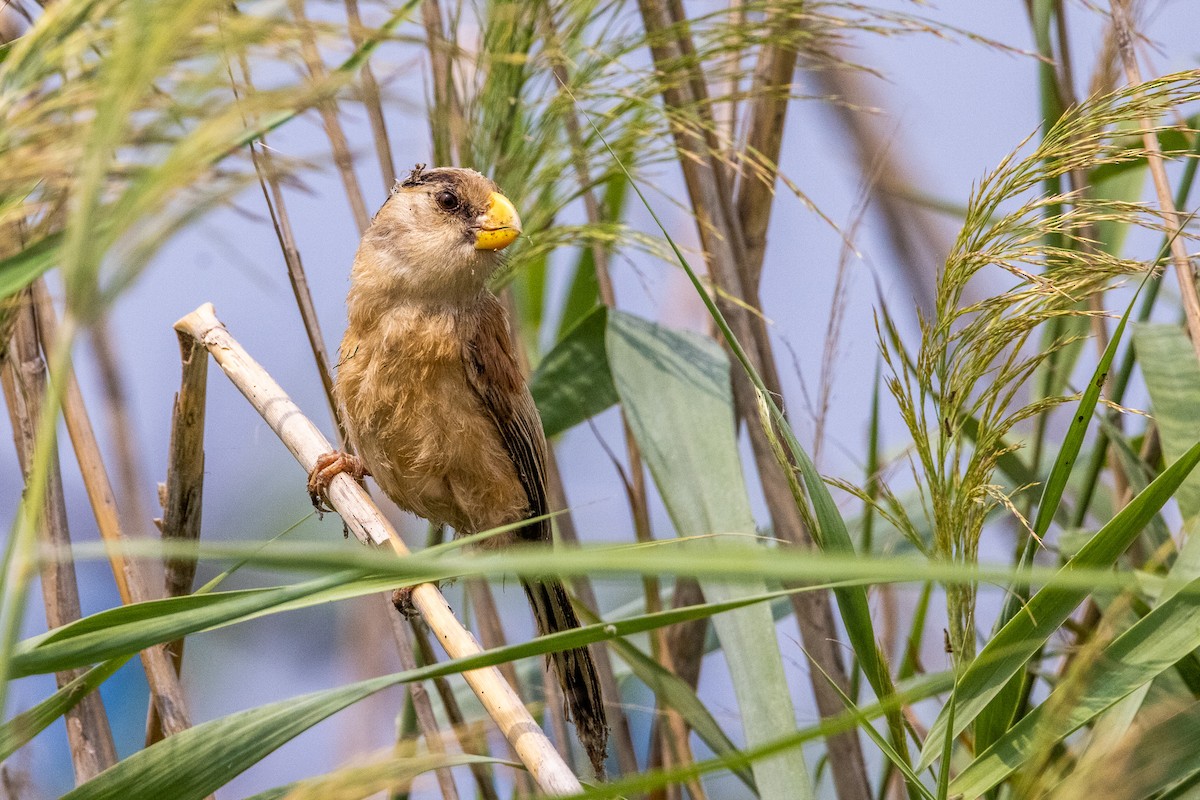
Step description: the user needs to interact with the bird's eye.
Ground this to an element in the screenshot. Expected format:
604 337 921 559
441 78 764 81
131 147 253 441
434 190 460 211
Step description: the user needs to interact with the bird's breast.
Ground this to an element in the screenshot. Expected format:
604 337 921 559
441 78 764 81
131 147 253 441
334 305 526 533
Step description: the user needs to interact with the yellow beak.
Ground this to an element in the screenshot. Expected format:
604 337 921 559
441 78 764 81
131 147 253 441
474 192 522 251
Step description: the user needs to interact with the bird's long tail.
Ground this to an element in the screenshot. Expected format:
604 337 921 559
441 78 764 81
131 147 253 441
522 577 609 777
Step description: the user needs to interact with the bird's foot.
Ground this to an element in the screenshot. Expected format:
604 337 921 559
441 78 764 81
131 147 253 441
307 451 369 513
391 586 419 618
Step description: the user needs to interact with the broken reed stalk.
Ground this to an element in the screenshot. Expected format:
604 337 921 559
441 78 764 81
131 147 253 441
160 328 209 602
140 324 212 745
3 292 117 783
30 281 196 744
173 302 585 796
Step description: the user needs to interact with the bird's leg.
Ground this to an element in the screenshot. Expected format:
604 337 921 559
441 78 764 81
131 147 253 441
307 450 370 512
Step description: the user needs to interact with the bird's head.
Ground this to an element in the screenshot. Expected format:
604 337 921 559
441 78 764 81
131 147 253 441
353 165 523 303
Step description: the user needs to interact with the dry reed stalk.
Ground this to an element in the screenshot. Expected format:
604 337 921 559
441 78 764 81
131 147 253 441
634 3 874 796
90 319 158 551
343 0 397 191
159 328 209 602
1113 1 1200 361
174 302 585 795
30 282 196 744
383 595 459 800
3 293 117 783
421 0 464 166
288 0 372 233
735 10 800 294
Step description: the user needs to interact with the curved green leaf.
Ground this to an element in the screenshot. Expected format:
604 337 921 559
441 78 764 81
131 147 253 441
607 310 811 800
952 574 1200 796
530 305 617 437
918 440 1200 770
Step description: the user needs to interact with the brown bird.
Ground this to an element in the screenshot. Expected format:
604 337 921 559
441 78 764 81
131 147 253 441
308 164 609 776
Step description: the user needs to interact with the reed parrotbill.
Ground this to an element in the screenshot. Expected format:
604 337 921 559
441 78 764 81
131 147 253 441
307 164 609 775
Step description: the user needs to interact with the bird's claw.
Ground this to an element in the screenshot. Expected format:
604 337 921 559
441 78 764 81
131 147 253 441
391 586 419 618
307 451 369 513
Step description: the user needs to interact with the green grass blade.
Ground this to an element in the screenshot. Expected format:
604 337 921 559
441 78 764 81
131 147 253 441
606 309 812 800
0 656 129 761
1032 290 1140 537
582 118 913 785
917 440 1200 770
565 671 956 800
62 676 396 800
0 232 62 300
1052 699 1200 800
974 283 1144 752
58 585 800 800
951 575 1200 796
240 754 512 800
591 614 756 792
809 655 935 800
9 572 356 677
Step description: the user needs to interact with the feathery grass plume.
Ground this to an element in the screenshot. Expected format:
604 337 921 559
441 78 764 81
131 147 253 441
878 71 1200 665
456 1 1003 340
0 0 364 327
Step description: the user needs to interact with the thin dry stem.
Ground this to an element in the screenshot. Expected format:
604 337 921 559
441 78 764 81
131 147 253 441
4 292 117 783
225 36 347 444
1112 2 1200 361
289 0 372 233
344 0 397 190
173 303 584 795
384 595 459 800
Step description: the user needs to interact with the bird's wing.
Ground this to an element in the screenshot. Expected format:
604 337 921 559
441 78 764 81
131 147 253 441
462 295 550 543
